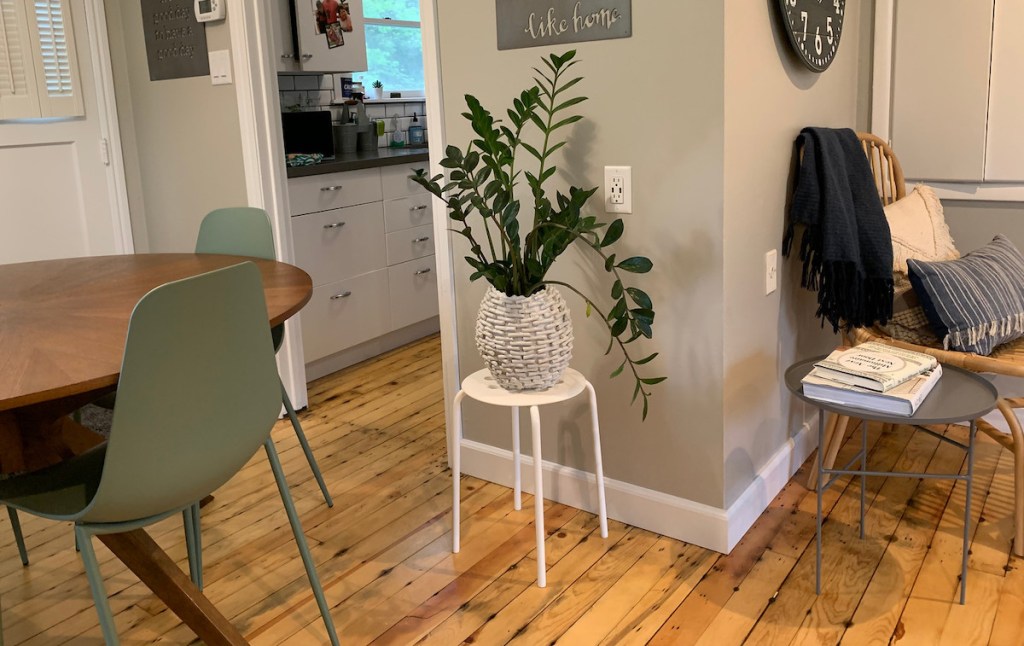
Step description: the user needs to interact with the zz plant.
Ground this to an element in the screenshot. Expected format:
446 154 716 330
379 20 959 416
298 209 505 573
412 50 664 418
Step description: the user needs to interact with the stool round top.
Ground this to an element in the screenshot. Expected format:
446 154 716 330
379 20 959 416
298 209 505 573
461 368 589 407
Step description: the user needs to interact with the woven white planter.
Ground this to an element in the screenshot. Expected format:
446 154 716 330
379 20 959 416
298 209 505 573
475 286 573 391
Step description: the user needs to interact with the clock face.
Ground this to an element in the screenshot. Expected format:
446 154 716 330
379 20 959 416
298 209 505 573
777 0 845 72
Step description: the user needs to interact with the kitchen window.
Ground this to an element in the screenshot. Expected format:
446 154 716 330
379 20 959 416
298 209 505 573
352 0 423 93
0 0 83 119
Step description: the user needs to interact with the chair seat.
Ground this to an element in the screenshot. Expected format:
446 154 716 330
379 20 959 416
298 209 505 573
0 445 105 520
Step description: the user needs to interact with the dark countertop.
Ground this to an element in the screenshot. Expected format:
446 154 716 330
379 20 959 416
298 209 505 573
286 147 430 178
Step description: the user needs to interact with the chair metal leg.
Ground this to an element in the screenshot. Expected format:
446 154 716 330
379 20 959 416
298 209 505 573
263 439 339 646
192 503 202 591
281 381 333 508
6 508 27 567
75 526 119 645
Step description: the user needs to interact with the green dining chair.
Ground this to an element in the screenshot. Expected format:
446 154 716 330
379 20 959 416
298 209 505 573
196 206 333 509
0 263 338 645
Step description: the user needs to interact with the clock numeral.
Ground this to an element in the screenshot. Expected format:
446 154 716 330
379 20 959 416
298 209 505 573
789 0 797 6
834 0 841 12
827 16 834 44
815 27 822 55
800 10 808 41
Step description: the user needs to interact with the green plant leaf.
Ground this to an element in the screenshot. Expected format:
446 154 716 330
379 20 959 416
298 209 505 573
601 219 624 247
610 361 625 378
611 280 623 299
617 257 653 273
611 317 628 336
635 352 659 365
550 115 583 131
553 96 587 113
604 254 616 271
640 377 667 385
520 141 543 161
630 308 655 325
625 287 653 309
608 298 627 321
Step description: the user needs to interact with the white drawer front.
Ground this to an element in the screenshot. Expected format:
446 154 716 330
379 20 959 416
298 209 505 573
388 256 439 331
301 270 390 362
288 168 382 215
381 163 430 200
384 194 433 232
291 203 386 287
386 224 435 266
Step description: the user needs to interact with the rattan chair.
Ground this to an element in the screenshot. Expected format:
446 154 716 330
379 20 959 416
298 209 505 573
813 132 1024 556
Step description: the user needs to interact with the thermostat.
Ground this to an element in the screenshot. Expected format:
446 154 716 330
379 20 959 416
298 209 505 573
194 0 225 22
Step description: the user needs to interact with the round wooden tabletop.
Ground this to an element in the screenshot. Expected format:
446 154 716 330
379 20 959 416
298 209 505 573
0 254 313 412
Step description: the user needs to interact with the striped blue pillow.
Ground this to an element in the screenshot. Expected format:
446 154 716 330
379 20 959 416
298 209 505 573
908 234 1024 355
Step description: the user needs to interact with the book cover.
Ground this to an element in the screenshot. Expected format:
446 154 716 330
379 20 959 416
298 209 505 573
812 342 938 392
801 363 942 416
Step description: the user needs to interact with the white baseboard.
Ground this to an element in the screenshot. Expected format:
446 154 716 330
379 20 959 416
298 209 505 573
457 412 818 554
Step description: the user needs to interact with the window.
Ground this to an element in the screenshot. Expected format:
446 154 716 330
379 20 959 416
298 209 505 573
0 0 81 119
352 0 423 93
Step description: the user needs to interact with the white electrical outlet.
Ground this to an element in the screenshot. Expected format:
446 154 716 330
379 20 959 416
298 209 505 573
604 166 632 214
765 249 778 295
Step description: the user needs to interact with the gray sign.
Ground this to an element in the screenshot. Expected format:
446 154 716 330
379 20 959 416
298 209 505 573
142 0 210 81
496 0 631 51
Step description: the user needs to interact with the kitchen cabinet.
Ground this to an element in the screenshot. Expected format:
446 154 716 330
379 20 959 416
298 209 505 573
274 0 368 74
288 163 438 368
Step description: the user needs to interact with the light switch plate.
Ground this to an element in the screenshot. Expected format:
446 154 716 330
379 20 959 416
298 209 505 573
209 49 232 86
765 249 778 295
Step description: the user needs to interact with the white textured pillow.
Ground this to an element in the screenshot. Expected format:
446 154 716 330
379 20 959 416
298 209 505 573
884 184 960 275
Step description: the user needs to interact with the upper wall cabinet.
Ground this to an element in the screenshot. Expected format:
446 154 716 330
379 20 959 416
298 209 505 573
274 0 368 74
887 0 1024 183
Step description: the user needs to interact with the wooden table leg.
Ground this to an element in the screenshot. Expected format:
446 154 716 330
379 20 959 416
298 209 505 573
99 529 247 646
0 412 27 473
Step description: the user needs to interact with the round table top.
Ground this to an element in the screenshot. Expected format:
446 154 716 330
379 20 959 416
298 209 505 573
0 254 312 412
785 356 998 425
461 368 589 407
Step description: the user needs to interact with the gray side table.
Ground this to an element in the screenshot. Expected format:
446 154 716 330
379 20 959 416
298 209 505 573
785 357 998 605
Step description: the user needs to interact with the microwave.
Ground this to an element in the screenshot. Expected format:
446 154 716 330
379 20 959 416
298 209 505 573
281 110 334 158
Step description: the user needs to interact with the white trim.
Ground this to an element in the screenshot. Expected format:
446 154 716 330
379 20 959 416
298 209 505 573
365 17 420 29
420 0 461 461
459 415 819 553
870 0 894 142
927 183 1024 203
83 0 133 254
229 0 308 408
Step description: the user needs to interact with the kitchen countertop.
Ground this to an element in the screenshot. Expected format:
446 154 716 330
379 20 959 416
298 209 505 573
286 147 430 178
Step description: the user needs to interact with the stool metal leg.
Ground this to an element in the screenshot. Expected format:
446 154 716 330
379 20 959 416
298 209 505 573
585 382 608 538
816 409 824 596
452 390 465 553
962 420 976 605
530 405 546 588
512 406 522 511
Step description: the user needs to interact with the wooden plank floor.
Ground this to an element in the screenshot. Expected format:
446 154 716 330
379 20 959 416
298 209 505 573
1 334 1022 644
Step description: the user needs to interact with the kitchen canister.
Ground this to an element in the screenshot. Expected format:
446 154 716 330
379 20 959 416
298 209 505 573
333 123 358 154
357 122 377 151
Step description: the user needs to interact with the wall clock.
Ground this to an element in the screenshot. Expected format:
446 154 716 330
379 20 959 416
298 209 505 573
777 0 845 72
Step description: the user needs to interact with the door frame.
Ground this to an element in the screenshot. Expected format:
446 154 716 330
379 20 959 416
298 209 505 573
226 0 461 417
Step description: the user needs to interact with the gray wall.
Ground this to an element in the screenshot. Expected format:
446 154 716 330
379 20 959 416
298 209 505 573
720 0 874 507
437 1 727 506
943 201 1024 253
105 1 247 253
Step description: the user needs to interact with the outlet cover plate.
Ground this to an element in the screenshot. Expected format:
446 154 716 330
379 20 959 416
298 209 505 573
604 165 632 214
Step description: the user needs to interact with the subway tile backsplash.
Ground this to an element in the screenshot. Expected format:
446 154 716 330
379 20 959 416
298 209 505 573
279 73 427 150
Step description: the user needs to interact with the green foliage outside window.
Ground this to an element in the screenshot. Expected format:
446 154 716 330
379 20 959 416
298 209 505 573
353 0 423 91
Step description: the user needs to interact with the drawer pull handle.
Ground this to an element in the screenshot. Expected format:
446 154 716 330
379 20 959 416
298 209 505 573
301 53 313 60
410 205 429 211
412 236 430 243
320 185 343 192
414 268 432 275
323 221 346 229
280 53 294 60
330 291 353 300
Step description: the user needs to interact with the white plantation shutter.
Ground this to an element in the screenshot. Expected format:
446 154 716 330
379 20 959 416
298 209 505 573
0 0 40 118
0 0 80 119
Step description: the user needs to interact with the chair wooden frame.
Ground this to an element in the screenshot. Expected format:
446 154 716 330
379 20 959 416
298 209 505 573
810 132 1024 557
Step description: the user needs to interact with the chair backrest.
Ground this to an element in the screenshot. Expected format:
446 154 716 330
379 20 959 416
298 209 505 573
80 263 281 523
857 132 906 206
195 207 277 260
195 206 285 349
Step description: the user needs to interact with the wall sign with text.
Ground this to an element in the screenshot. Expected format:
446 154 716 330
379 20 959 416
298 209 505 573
142 0 210 81
496 0 631 51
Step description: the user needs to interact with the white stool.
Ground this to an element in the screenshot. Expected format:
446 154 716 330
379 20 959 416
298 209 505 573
451 368 608 588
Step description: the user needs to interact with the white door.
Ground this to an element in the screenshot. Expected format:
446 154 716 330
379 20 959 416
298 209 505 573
0 0 128 264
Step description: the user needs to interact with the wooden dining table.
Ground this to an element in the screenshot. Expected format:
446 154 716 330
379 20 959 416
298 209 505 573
0 253 313 645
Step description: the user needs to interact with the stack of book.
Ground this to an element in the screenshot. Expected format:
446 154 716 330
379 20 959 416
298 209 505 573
800 342 943 416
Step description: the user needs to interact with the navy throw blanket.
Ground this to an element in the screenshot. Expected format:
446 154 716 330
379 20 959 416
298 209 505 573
782 127 893 331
